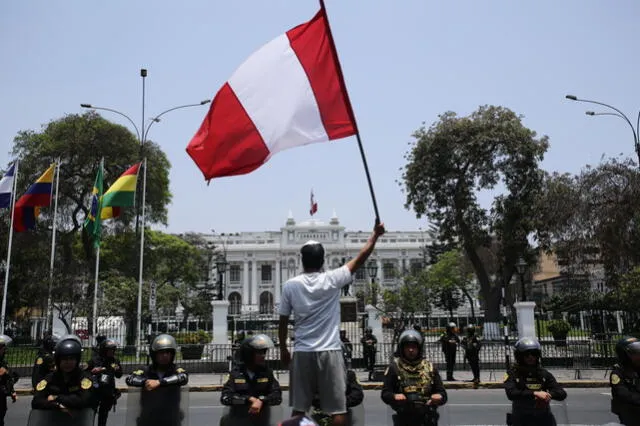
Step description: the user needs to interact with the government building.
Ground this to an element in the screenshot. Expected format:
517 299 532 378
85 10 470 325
203 212 432 316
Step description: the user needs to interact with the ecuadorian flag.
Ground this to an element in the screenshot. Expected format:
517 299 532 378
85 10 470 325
101 162 140 220
13 163 55 232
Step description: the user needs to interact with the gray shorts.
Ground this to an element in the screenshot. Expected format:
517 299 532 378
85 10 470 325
289 350 347 415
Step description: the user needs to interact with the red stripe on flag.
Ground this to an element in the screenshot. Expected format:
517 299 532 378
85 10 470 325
186 83 270 180
122 163 141 176
15 192 51 207
287 9 357 140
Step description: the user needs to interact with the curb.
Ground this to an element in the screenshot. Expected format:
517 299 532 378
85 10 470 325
14 380 609 395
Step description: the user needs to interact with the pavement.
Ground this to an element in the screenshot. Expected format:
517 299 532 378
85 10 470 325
14 368 611 395
6 389 619 425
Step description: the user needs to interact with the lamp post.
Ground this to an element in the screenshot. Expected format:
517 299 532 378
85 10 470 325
565 94 640 164
81 70 210 361
216 254 228 301
366 260 378 306
516 257 528 302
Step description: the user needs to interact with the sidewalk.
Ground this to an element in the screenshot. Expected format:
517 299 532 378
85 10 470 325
14 368 610 395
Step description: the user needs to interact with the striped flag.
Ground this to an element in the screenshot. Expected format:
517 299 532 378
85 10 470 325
13 163 55 232
186 4 357 181
101 163 140 220
0 163 16 209
84 160 104 247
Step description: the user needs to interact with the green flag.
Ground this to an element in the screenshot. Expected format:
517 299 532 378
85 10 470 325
84 159 104 248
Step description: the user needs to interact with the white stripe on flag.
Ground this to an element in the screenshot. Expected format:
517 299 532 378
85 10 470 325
0 164 15 209
228 33 328 158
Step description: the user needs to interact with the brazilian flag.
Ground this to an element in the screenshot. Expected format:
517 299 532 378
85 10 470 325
84 159 104 248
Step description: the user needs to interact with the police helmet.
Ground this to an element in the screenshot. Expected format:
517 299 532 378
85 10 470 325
615 336 640 363
150 334 177 354
300 240 325 270
43 334 59 352
514 337 542 363
99 338 118 355
239 334 274 364
365 327 372 334
54 335 83 365
397 329 423 358
447 322 457 330
0 334 13 346
466 325 476 334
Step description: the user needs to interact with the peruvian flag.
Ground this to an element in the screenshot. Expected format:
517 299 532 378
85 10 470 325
310 190 318 216
187 2 358 181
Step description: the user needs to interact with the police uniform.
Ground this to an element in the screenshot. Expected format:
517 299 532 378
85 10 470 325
86 339 123 426
0 335 17 426
125 334 189 426
361 329 378 378
311 369 363 425
382 330 447 426
504 338 567 426
610 336 640 425
439 323 459 381
31 336 94 411
461 326 482 383
31 335 57 390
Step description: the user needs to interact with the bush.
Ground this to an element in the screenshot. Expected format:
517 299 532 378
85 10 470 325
174 330 210 345
547 320 571 337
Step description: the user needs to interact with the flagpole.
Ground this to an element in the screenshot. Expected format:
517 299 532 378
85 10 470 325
46 159 61 332
319 0 380 223
92 245 100 338
135 157 147 362
0 161 19 333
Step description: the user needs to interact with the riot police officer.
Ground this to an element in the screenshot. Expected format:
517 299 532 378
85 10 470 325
439 323 459 381
0 335 17 426
221 334 282 420
126 334 189 426
32 335 94 411
461 325 482 384
504 337 567 426
361 328 377 381
86 338 122 426
381 329 447 426
610 336 640 425
32 333 57 390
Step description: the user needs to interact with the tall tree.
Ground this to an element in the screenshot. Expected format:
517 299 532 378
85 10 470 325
426 250 475 320
401 105 548 336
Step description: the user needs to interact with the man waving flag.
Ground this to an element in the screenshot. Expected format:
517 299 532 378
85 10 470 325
186 1 358 181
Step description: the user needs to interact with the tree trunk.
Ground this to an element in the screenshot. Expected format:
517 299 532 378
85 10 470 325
462 288 476 321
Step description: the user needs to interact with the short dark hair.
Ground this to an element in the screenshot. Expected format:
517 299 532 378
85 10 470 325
301 241 324 270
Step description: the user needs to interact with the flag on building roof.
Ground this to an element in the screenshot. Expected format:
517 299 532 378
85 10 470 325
186 3 358 181
101 163 140 220
310 190 318 216
84 160 104 248
13 163 55 232
0 163 16 209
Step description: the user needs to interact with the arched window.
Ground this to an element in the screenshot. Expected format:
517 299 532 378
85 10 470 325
228 292 242 315
259 291 274 314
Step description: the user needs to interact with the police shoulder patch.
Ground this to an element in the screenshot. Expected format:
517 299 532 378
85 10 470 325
503 373 509 383
234 378 246 384
257 377 269 383
176 368 185 374
611 373 621 385
36 357 43 365
133 369 144 375
81 378 92 390
223 374 230 383
36 379 47 391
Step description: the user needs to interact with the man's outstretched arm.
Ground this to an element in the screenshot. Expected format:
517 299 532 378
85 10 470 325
345 222 385 274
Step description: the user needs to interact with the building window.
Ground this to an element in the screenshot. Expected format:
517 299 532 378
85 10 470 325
259 291 274 314
383 262 396 281
261 264 272 283
355 269 366 280
410 260 423 276
228 292 242 315
230 265 241 283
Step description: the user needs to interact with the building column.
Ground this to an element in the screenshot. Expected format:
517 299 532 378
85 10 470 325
251 260 258 307
242 260 249 306
377 258 383 281
275 259 281 304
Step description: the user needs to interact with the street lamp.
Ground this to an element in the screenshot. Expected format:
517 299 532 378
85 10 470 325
81 69 210 361
216 254 228 301
515 257 528 302
565 94 640 164
366 260 378 305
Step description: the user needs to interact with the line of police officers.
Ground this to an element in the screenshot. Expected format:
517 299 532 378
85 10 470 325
0 328 631 425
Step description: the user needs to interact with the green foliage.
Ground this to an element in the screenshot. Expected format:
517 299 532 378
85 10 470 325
547 320 571 337
174 330 211 344
424 250 473 318
401 105 548 322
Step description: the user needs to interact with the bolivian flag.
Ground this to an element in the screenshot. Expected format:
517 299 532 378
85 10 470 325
101 163 140 220
13 163 55 232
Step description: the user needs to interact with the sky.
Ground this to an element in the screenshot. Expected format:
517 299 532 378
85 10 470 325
1 1 639 235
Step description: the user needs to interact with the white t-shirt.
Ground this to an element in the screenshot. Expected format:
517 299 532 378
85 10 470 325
278 265 352 352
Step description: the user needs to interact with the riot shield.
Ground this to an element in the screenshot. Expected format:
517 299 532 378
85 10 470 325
387 402 450 426
126 385 190 426
219 404 284 426
26 408 95 426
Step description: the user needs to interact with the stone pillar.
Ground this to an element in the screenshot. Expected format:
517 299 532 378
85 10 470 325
513 301 536 339
365 304 383 362
251 261 258 307
616 311 623 334
242 260 249 306
211 300 230 344
275 259 281 304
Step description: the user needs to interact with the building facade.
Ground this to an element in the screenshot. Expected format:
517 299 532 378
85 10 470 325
204 212 432 316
